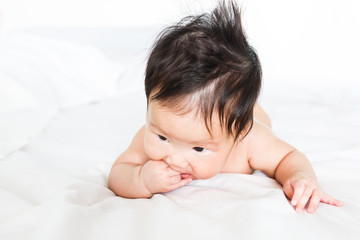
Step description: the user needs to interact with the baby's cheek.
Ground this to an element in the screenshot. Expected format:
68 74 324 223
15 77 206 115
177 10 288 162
194 158 222 179
196 168 218 179
144 138 166 161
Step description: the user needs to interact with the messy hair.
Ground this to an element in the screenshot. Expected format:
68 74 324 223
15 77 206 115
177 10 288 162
145 0 262 141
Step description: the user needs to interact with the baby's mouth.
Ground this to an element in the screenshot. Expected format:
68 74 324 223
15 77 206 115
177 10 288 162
180 173 192 179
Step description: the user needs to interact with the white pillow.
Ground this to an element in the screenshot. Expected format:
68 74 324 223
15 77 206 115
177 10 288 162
0 33 122 109
0 33 123 158
0 71 56 158
0 71 39 114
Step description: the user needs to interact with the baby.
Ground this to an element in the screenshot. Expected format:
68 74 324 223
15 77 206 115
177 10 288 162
108 1 343 213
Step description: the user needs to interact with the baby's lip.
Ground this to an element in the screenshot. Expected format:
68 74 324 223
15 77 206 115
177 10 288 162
180 173 192 179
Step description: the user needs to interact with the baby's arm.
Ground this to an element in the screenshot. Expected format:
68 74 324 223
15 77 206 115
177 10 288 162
275 150 343 213
245 121 343 213
108 126 152 198
108 126 191 198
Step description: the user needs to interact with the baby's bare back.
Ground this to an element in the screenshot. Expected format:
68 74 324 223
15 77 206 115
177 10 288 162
220 102 296 177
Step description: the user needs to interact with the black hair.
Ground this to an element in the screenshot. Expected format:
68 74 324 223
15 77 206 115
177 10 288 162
145 0 262 140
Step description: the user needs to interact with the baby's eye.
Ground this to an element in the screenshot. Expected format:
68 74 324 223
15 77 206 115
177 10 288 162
158 135 168 141
193 147 205 152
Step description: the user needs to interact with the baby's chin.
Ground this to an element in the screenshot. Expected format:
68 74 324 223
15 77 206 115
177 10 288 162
180 172 219 180
181 173 216 180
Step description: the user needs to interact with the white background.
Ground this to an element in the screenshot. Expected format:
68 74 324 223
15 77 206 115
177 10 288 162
0 0 359 83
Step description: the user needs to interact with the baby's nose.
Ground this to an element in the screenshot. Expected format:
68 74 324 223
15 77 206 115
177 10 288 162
165 154 189 169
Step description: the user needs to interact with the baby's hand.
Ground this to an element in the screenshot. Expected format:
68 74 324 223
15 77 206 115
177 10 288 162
140 160 192 195
282 174 343 213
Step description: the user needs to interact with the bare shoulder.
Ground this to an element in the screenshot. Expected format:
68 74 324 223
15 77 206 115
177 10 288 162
112 125 149 166
241 119 295 177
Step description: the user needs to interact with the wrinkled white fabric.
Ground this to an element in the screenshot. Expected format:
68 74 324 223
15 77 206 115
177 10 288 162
0 33 122 158
1 30 359 240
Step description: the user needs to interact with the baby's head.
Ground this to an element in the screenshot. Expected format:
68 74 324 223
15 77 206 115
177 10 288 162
143 1 261 179
145 1 261 142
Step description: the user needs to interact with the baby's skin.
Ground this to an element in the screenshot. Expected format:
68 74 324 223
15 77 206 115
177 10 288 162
108 101 343 213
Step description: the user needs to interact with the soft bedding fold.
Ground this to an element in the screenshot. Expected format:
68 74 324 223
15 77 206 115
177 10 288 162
1 28 359 240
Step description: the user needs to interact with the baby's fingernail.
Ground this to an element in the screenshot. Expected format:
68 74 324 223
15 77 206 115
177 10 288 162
291 200 297 206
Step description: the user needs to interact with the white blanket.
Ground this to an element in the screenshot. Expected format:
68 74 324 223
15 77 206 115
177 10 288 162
0 30 359 240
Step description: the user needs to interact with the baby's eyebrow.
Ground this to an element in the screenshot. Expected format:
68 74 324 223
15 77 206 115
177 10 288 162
189 139 218 147
149 121 163 132
149 121 171 137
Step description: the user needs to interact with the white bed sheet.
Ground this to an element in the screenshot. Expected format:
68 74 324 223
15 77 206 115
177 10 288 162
1 29 360 240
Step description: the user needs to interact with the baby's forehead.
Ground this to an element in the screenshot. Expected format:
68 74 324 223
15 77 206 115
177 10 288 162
148 99 229 139
147 81 241 142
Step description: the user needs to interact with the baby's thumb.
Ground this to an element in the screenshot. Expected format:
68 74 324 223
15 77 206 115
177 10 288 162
282 181 294 200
